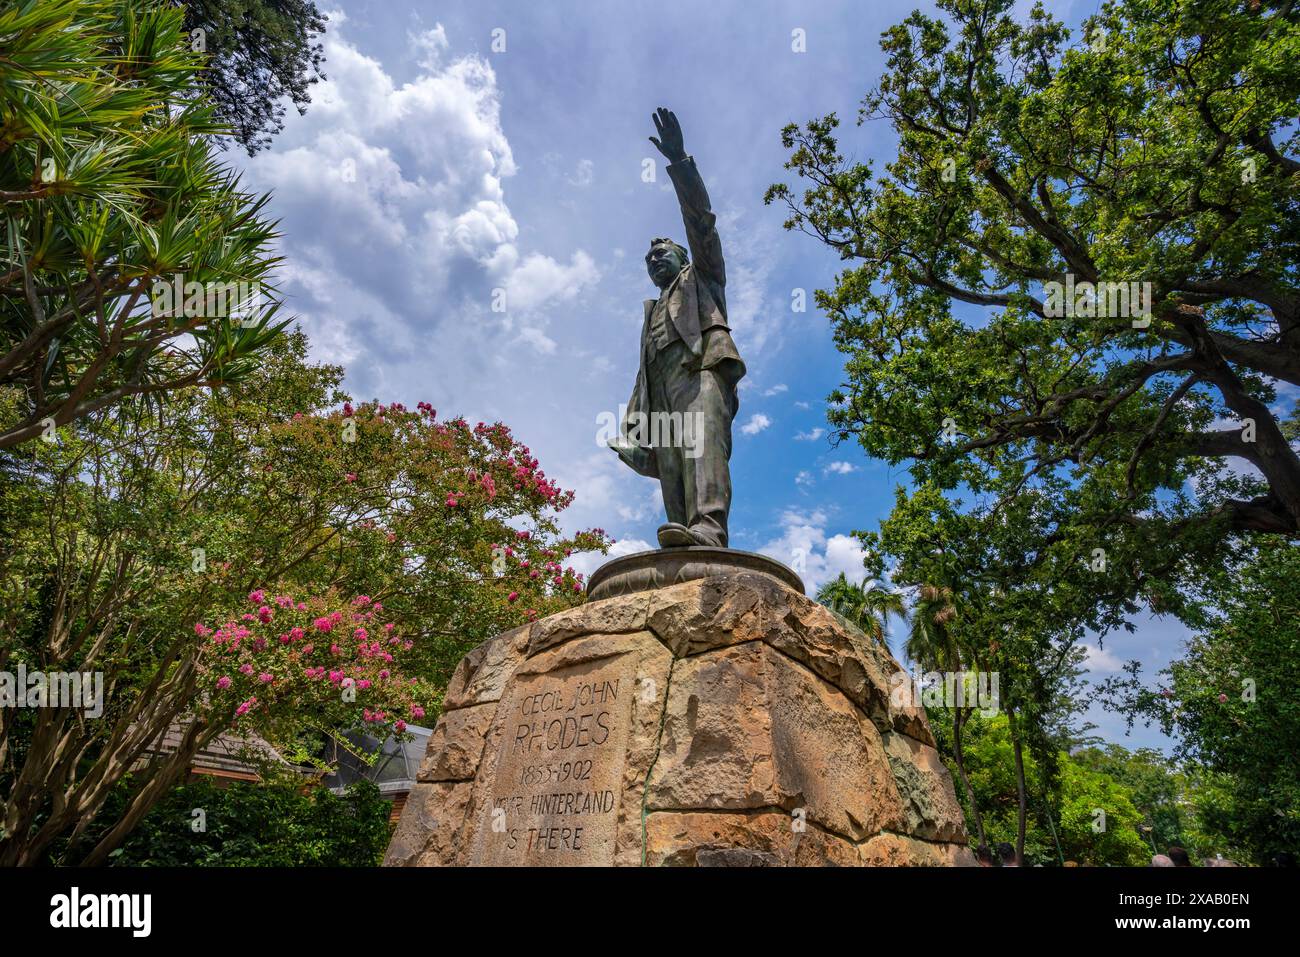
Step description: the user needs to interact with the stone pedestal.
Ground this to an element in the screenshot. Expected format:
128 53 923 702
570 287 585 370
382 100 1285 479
384 553 974 867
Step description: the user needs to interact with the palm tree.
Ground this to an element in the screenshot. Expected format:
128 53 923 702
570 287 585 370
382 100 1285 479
0 0 289 450
905 584 988 850
815 572 905 644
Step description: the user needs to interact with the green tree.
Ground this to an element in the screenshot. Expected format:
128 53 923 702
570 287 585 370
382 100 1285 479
903 582 990 849
0 331 607 865
814 572 904 643
1076 744 1201 858
89 777 393 866
181 1 328 155
768 0 1299 564
1099 537 1300 863
1 0 287 451
947 712 1147 865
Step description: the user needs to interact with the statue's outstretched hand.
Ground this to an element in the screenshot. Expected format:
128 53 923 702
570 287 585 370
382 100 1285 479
649 107 687 163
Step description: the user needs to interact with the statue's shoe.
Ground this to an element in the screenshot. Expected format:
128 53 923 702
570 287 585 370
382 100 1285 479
657 522 726 548
657 522 694 547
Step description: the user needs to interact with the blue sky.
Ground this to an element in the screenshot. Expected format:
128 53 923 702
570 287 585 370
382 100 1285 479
231 0 1182 750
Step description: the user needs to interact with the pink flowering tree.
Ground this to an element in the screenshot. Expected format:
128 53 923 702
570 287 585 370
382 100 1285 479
201 590 430 745
249 398 611 693
1 332 610 865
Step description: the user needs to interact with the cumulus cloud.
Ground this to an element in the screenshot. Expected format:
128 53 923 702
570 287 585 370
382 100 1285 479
795 427 825 441
756 509 870 593
740 413 772 436
763 383 788 397
823 461 857 474
241 14 599 397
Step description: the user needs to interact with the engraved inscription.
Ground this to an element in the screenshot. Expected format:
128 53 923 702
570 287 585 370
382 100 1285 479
479 656 633 865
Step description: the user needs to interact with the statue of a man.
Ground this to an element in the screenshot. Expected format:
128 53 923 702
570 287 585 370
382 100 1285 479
608 108 746 548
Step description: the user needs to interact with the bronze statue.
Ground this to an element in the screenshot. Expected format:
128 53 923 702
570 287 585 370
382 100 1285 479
608 108 746 548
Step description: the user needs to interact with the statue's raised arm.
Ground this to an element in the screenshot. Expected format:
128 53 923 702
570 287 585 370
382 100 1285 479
649 108 725 290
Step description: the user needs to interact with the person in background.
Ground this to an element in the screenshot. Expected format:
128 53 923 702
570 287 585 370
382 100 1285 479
975 845 996 867
1150 854 1174 867
997 842 1018 867
1167 846 1193 866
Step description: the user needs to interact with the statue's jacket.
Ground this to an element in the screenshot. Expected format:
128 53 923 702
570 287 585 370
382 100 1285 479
612 156 746 479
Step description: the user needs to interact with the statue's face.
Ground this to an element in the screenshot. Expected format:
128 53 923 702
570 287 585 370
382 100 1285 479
646 243 685 289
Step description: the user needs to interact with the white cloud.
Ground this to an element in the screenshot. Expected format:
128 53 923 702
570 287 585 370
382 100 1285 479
243 15 599 381
569 159 594 187
795 470 813 487
1082 642 1123 674
823 461 857 475
568 536 653 580
756 509 870 593
795 427 825 441
763 383 788 397
740 413 771 436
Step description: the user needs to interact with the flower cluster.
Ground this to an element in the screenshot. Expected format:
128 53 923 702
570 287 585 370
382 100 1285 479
199 589 427 737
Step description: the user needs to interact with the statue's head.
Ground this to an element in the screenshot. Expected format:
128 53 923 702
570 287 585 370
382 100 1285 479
646 238 688 289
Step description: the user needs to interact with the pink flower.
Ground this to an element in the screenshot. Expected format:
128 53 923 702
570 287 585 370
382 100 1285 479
216 676 231 690
259 673 274 683
1218 693 1228 703
379 670 390 680
330 643 341 655
235 697 257 717
345 472 357 483
239 663 253 675
343 402 354 416
275 594 293 608
357 679 372 690
302 644 314 655
248 589 266 604
257 605 272 623
296 602 308 612
194 622 210 637
353 595 371 607
354 627 369 641
507 591 519 603
290 627 304 641
329 670 344 684
445 493 460 508
313 617 332 633
412 706 426 719
395 720 407 733
384 622 395 633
